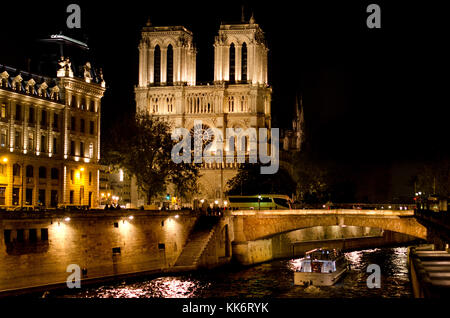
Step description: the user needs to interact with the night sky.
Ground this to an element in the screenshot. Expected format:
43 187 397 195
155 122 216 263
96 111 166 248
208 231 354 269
0 0 448 200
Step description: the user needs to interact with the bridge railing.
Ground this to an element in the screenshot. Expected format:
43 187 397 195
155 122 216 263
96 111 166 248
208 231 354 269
232 209 415 216
292 203 416 210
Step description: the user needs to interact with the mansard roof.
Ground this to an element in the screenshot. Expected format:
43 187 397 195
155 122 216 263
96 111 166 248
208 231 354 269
0 64 63 103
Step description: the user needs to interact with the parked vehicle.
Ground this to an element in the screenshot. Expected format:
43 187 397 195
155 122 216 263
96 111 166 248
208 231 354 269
226 194 292 210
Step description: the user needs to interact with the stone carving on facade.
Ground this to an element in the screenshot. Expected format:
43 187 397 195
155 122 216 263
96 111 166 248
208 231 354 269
0 71 9 87
50 85 60 101
98 68 106 87
37 81 48 97
25 78 36 94
12 75 23 91
83 62 93 83
57 56 74 78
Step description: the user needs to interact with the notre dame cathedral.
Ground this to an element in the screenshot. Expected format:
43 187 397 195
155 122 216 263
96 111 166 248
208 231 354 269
133 14 301 206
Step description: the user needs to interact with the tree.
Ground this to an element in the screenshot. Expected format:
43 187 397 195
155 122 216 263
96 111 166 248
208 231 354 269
292 153 356 204
226 163 296 196
103 112 200 204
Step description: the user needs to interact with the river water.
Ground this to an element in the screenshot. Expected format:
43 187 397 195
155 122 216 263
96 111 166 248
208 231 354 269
54 246 412 298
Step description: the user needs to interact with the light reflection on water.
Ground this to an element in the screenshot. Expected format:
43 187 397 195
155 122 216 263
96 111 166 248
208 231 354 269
58 246 412 298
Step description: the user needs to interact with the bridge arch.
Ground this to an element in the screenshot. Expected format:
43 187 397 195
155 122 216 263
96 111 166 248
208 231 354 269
232 210 427 242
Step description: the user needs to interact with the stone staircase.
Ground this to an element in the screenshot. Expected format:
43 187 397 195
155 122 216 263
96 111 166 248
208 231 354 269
173 216 219 270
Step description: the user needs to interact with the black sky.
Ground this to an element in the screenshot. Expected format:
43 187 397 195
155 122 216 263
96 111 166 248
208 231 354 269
0 0 448 199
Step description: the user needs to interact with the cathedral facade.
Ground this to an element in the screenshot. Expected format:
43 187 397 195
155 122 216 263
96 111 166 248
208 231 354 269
134 16 272 205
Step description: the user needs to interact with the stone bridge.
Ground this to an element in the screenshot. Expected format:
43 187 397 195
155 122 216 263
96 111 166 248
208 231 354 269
231 209 427 242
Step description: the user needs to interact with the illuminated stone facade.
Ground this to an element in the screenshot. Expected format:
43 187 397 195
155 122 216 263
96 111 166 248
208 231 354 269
0 63 105 208
134 17 272 204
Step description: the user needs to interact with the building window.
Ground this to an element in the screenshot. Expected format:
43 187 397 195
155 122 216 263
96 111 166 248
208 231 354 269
50 190 58 207
53 137 57 154
1 129 7 147
26 165 33 178
229 43 235 83
89 171 92 185
242 42 247 82
0 187 5 205
53 113 59 129
1 103 7 119
90 121 94 135
41 110 47 126
167 44 173 85
71 116 76 131
14 131 21 149
70 140 75 156
0 164 6 176
41 135 46 153
80 141 84 157
71 95 76 107
29 107 35 124
80 119 85 133
51 168 59 180
12 188 19 205
26 189 33 205
69 190 74 204
89 143 94 158
70 170 74 184
41 228 48 241
154 45 161 84
16 229 24 242
38 189 46 206
39 166 46 179
28 133 34 151
90 100 95 112
13 164 20 177
15 104 22 121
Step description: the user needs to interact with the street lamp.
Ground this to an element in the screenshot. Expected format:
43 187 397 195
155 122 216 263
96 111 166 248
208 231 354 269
258 195 262 211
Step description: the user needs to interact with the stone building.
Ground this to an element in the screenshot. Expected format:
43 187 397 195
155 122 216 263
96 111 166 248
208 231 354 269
134 15 272 205
0 55 105 208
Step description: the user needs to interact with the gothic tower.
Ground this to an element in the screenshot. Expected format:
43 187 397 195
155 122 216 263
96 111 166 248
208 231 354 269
134 15 272 206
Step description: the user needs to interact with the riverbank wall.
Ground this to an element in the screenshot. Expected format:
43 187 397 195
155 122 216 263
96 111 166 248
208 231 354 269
0 210 197 294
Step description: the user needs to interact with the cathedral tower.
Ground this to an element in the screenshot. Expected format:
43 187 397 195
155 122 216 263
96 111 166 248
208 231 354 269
214 14 268 85
138 19 196 87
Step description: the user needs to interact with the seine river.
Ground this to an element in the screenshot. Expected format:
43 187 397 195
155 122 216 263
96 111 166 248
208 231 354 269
53 246 412 298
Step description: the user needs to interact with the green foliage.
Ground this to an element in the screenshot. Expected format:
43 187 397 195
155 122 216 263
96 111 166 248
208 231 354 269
226 163 296 196
102 112 200 204
292 153 356 204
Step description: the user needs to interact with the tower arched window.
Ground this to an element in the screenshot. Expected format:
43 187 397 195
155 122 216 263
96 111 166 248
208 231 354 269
229 43 235 83
241 42 247 82
167 44 173 85
154 45 161 85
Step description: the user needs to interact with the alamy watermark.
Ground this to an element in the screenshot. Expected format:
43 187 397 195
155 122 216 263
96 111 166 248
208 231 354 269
66 4 81 29
171 120 279 174
366 264 381 288
66 264 81 288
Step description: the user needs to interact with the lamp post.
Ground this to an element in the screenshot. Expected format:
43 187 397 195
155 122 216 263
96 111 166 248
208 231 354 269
258 195 262 211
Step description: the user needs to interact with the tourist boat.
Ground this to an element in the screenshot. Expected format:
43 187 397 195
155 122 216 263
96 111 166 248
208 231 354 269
293 248 349 286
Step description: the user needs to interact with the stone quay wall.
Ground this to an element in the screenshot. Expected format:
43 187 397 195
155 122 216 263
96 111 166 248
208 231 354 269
0 210 197 293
